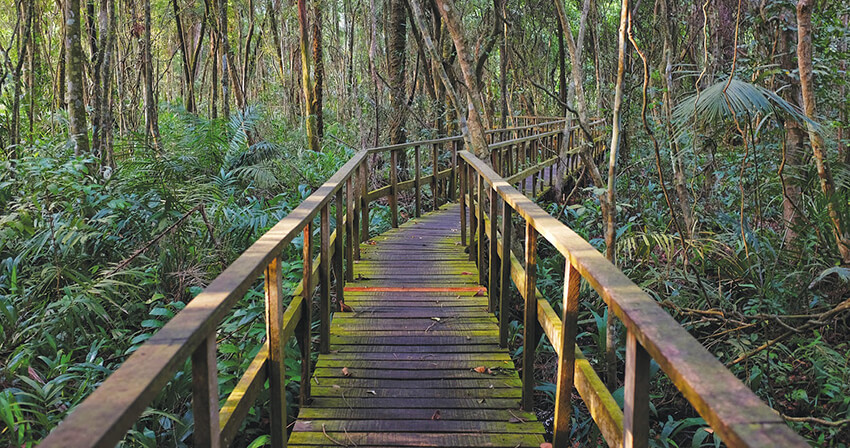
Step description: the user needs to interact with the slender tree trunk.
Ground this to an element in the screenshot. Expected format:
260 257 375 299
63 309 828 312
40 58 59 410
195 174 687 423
778 10 804 246
312 0 324 139
659 0 694 238
173 0 197 112
66 0 90 155
268 0 286 82
98 0 116 166
219 0 231 117
797 0 850 264
56 0 67 110
143 0 161 150
298 0 320 151
431 0 489 156
500 2 508 129
386 0 407 145
10 0 32 157
556 20 566 117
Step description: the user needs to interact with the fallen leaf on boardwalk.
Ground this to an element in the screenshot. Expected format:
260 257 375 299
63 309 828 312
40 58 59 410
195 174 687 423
509 417 522 423
366 240 377 245
342 367 351 377
540 444 553 448
473 366 488 373
460 271 473 275
478 398 486 404
431 410 441 420
474 289 487 296
366 390 377 395
340 303 355 312
430 317 441 321
332 384 340 389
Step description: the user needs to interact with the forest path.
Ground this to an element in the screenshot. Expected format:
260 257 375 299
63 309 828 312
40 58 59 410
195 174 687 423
288 203 547 447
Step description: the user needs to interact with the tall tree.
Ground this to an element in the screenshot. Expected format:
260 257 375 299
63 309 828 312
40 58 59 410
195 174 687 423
298 0 320 151
9 0 33 157
386 0 407 145
796 0 850 264
312 0 324 139
66 0 90 155
143 0 161 149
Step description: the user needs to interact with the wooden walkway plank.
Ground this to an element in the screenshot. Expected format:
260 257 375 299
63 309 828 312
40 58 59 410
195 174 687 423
292 204 546 447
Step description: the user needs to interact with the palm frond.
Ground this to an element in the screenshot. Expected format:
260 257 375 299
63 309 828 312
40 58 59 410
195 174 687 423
672 78 819 139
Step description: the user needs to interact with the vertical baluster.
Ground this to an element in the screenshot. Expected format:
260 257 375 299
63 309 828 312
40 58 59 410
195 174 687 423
414 146 421 217
390 149 399 228
353 169 361 260
360 160 369 242
432 143 439 210
624 332 650 448
319 205 331 354
522 223 537 411
345 178 354 281
477 174 485 284
298 224 313 405
334 189 345 308
459 159 467 246
468 166 477 260
499 201 512 348
264 256 285 448
552 260 580 447
488 187 499 313
192 334 220 448
450 140 458 201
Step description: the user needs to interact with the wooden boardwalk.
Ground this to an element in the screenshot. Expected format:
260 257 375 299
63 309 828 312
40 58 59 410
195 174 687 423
289 203 547 447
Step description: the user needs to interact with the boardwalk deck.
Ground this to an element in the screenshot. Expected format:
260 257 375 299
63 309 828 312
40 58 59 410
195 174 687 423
289 204 547 447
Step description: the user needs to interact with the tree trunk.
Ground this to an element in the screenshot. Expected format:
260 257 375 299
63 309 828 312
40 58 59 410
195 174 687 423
387 0 407 145
10 0 33 157
432 0 489 156
659 0 694 239
173 0 197 112
66 0 90 155
298 0 320 151
143 0 161 150
778 10 804 247
312 0 324 139
219 0 231 117
98 0 116 166
797 0 850 264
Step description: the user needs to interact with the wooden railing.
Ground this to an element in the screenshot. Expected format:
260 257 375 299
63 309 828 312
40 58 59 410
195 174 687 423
37 122 568 448
458 146 808 447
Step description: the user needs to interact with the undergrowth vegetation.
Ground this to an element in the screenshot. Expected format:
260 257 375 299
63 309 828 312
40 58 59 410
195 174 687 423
0 106 355 447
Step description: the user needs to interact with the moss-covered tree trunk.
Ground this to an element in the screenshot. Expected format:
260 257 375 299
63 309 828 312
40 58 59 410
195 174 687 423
66 0 90 155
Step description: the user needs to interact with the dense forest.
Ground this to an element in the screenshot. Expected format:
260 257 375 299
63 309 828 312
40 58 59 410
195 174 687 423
0 0 848 445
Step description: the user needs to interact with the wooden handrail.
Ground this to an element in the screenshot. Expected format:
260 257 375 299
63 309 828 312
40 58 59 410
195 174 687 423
39 121 557 447
459 147 808 447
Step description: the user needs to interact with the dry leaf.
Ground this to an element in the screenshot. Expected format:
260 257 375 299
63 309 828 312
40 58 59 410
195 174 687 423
332 384 341 389
473 366 488 373
460 271 473 275
431 410 441 420
478 398 486 404
540 444 553 448
342 367 351 377
509 417 522 423
474 288 487 296
340 303 355 312
366 390 377 395
430 317 441 322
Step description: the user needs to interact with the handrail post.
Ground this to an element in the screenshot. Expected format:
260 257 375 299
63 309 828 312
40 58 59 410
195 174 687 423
191 334 220 448
298 224 313 405
553 260 580 447
390 149 399 228
468 166 477 261
488 187 499 313
353 169 361 260
477 174 485 285
450 140 458 201
459 159 467 246
624 332 650 448
498 201 511 348
334 189 345 307
345 178 354 281
432 143 439 210
414 146 422 217
319 205 331 354
264 255 286 448
522 222 537 411
360 160 369 243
